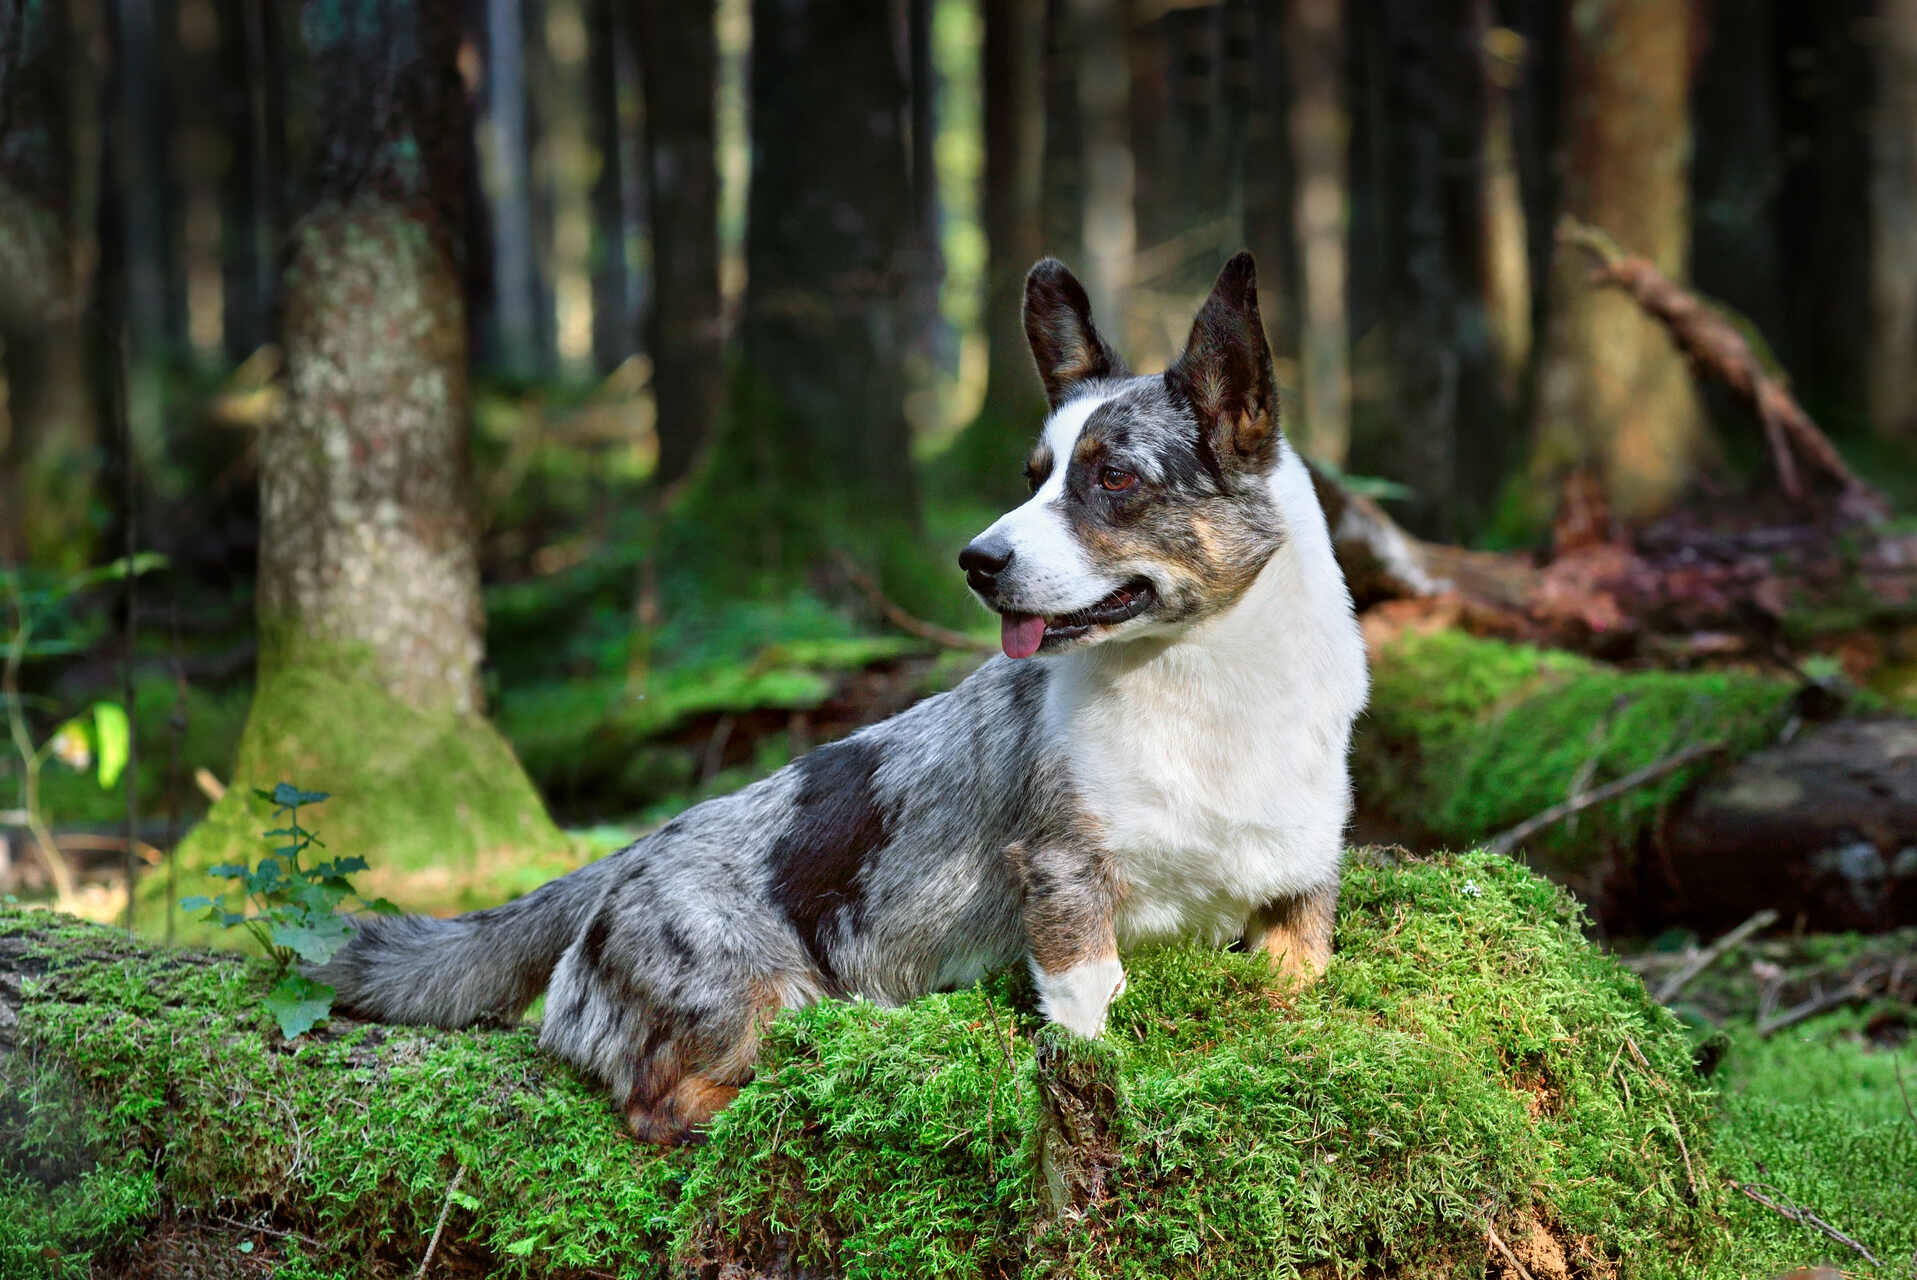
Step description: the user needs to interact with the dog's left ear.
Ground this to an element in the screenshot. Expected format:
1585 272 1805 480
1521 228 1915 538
1167 252 1278 471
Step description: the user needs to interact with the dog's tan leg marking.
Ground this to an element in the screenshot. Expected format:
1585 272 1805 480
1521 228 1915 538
626 1075 740 1145
1245 880 1338 989
624 980 783 1145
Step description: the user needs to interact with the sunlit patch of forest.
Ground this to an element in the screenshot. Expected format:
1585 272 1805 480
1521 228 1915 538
2 0 1914 1275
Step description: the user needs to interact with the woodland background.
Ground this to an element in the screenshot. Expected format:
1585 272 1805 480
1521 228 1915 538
1 0 1916 1274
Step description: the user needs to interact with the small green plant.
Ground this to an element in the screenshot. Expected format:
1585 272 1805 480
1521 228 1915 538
182 782 396 1038
2 556 162 905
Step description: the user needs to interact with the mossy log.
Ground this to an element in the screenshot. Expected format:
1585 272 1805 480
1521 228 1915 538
1356 630 1917 931
4 852 1734 1279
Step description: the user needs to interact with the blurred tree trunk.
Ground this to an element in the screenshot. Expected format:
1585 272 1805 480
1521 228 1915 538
1243 0 1299 364
0 0 97 571
1348 0 1505 540
1870 0 1917 438
1040 0 1086 273
945 0 1046 489
171 0 561 909
1529 0 1703 525
632 0 721 490
1073 0 1133 348
1286 0 1350 466
216 0 285 363
706 0 921 571
904 0 948 391
587 0 634 372
483 0 541 375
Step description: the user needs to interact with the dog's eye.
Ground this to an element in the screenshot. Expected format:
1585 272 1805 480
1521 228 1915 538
1099 467 1138 493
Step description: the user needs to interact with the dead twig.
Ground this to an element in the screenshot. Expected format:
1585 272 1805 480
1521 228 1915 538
1730 1180 1880 1267
213 1213 324 1251
1484 1220 1538 1280
1485 741 1722 857
1558 218 1888 522
1757 964 1891 1038
417 1164 467 1279
835 555 994 653
1653 909 1780 1004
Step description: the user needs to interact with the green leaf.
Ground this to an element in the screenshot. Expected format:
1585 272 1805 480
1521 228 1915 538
333 855 369 875
237 1239 254 1255
269 781 331 809
263 973 333 1039
91 702 129 789
502 1235 541 1258
208 863 249 880
268 911 353 965
179 895 214 913
364 897 402 916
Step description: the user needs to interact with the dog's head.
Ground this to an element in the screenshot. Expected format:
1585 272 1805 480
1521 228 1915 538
961 253 1287 659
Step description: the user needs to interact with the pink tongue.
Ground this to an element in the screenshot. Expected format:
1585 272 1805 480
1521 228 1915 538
1001 613 1047 660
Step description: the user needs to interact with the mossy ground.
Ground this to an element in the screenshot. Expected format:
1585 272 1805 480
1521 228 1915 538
2 851 1761 1280
1354 630 1798 874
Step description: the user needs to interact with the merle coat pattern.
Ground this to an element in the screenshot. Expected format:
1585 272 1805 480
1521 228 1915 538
316 254 1369 1143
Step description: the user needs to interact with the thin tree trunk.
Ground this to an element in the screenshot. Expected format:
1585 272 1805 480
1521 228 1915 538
1040 0 1086 273
1286 0 1350 466
947 0 1046 486
1869 0 1917 438
0 0 97 571
217 0 284 363
1242 0 1299 365
483 0 540 375
1074 0 1133 349
1529 0 1702 524
632 0 722 490
586 0 632 373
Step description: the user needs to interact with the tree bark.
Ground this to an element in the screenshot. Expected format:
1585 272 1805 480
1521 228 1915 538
1869 0 1917 439
1073 0 1134 349
586 0 634 374
945 0 1048 490
1530 0 1703 524
1040 0 1087 274
633 0 722 490
481 0 542 375
1285 0 1350 466
712 0 922 568
0 0 97 571
216 0 286 364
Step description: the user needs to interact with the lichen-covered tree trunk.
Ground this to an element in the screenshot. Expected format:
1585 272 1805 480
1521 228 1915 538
1529 0 1704 523
632 0 721 490
167 0 561 921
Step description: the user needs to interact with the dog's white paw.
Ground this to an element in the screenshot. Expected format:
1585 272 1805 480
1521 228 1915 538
1035 956 1126 1038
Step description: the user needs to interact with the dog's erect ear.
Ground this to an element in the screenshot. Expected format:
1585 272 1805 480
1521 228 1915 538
1167 252 1278 470
1024 258 1127 410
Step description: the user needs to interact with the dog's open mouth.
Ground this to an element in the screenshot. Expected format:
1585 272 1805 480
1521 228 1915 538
999 577 1155 659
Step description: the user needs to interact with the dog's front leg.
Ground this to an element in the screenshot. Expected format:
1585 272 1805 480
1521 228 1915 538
1008 840 1124 1038
1245 878 1339 988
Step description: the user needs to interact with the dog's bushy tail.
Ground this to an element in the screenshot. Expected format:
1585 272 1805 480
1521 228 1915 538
312 850 623 1029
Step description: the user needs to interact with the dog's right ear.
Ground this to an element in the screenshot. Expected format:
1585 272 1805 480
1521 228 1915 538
1024 259 1126 410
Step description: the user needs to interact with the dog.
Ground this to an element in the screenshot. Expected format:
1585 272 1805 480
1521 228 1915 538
316 253 1369 1144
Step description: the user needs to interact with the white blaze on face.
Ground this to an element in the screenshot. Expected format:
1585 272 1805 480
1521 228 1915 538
976 391 1116 613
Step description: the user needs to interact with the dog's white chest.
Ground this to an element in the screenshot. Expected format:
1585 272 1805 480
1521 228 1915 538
1052 655 1355 948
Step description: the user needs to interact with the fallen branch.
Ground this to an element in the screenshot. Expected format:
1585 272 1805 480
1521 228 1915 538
1729 1180 1880 1267
417 1164 468 1279
1559 219 1888 523
1484 741 1723 857
1756 964 1892 1038
1484 1220 1538 1280
1652 909 1779 1005
835 555 995 653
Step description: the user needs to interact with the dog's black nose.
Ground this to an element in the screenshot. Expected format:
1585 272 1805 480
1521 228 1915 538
959 538 1014 581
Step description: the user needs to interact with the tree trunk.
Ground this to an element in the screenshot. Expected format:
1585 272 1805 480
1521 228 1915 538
944 0 1047 490
1242 0 1300 365
1530 0 1703 524
1073 0 1133 348
1285 0 1350 466
216 0 286 364
482 0 542 375
633 0 722 490
0 0 97 571
586 0 633 373
1869 0 1917 438
1040 0 1086 273
708 0 921 570
168 0 560 924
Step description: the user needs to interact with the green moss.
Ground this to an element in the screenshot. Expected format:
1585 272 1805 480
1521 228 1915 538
4 852 1739 1277
1709 1011 1917 1273
1356 631 1796 872
156 642 568 939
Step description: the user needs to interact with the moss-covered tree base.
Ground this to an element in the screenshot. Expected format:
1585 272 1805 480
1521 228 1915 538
4 852 1754 1279
154 656 571 939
